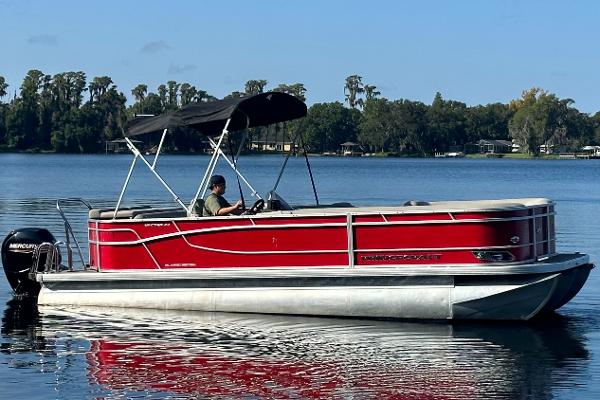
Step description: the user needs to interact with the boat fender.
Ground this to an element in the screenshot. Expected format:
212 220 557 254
1 228 57 296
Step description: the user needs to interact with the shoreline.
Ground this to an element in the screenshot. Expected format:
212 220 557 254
1 146 597 160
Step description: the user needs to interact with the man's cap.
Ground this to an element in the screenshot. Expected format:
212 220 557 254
209 175 226 188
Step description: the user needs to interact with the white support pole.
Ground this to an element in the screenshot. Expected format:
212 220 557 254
201 123 231 194
125 138 188 211
151 128 168 170
114 154 139 219
207 137 261 199
189 119 232 212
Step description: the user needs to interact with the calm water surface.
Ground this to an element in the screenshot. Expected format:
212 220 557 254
1 153 599 399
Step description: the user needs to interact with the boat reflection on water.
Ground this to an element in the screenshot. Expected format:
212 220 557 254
1 297 45 352
1 300 591 399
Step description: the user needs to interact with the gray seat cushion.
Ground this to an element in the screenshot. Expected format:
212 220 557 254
89 206 151 219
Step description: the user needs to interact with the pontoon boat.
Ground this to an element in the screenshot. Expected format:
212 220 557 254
1 92 593 320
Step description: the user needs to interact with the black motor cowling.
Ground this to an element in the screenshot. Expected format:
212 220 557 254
1 228 57 296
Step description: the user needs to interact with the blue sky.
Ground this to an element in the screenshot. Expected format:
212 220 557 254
1 0 599 113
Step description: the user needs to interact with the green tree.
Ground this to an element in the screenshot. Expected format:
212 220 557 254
157 84 168 110
299 102 360 153
393 99 430 155
0 76 8 145
194 89 217 102
426 92 467 152
55 75 127 152
131 84 148 103
364 84 381 101
224 91 244 99
37 73 54 149
45 71 89 151
67 71 87 107
179 83 197 106
166 80 180 109
273 83 307 102
143 93 164 114
129 86 164 117
88 76 113 102
563 107 594 150
592 112 600 144
358 98 429 154
0 76 8 99
358 98 394 152
465 103 512 143
5 70 45 149
508 89 579 155
244 79 268 95
344 75 364 109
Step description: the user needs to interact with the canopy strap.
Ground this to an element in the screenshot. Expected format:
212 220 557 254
206 137 260 198
227 136 245 211
299 131 319 205
271 124 319 206
272 151 291 192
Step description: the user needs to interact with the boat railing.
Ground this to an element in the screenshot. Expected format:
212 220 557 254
56 198 93 269
30 241 63 275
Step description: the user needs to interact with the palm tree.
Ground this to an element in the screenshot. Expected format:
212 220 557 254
157 84 168 110
0 76 8 100
89 76 113 102
179 83 200 106
273 83 307 102
167 80 180 108
131 84 148 103
364 84 381 101
244 79 268 95
344 75 364 109
224 91 244 99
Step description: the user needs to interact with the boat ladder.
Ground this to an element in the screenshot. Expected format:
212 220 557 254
55 198 93 271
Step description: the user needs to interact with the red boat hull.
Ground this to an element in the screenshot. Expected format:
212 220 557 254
88 200 556 271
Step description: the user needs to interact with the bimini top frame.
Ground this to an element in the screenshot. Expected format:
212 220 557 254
114 92 307 217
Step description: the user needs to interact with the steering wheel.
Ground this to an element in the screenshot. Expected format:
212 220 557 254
244 199 265 215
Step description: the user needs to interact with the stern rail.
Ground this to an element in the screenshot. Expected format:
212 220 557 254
56 198 93 269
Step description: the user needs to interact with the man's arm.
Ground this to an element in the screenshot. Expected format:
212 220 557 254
216 200 242 215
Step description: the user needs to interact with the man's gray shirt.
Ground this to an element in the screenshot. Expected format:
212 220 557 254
204 193 231 216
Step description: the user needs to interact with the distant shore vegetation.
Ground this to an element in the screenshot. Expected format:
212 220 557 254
0 71 599 156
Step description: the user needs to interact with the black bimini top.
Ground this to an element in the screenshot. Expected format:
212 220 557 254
126 92 307 137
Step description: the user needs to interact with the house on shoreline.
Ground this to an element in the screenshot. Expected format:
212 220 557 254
465 139 513 154
340 142 363 156
105 139 144 154
249 133 296 153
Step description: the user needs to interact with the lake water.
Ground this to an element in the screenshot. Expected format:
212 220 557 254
0 153 599 399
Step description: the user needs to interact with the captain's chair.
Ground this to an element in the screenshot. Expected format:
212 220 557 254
192 199 205 217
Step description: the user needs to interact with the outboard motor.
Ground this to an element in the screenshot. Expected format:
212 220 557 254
1 228 58 296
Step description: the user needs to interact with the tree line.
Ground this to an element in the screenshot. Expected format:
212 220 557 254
1 71 599 155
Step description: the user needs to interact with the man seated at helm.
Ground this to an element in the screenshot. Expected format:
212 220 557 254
204 175 243 216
